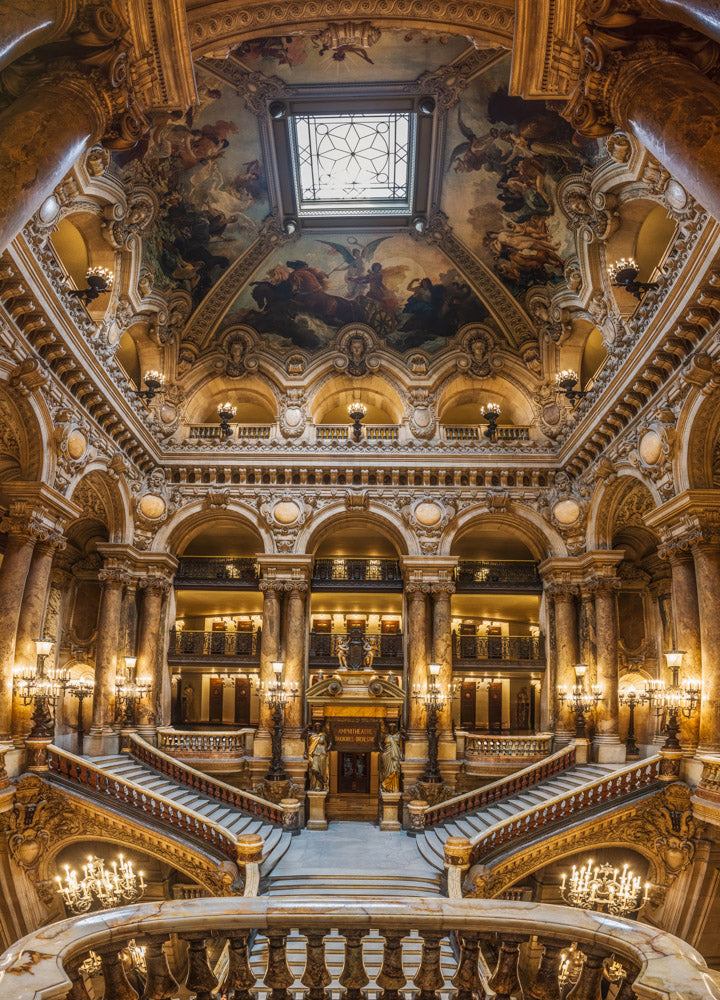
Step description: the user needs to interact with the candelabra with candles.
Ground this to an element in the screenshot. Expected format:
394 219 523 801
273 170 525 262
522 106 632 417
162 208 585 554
115 657 151 728
257 661 298 782
608 257 659 300
67 675 94 755
412 662 453 784
13 640 71 740
348 400 367 441
643 649 701 750
557 663 603 739
218 401 236 440
68 266 114 305
481 401 501 442
555 369 588 405
618 685 641 756
56 854 145 914
134 370 165 402
560 857 650 916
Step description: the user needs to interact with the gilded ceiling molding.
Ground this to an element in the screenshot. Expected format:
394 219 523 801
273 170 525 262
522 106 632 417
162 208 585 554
185 1 515 57
510 0 579 101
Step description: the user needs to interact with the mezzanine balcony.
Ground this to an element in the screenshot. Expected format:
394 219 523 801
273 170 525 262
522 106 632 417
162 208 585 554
309 630 403 670
168 628 260 664
454 560 541 592
453 633 544 666
175 557 259 589
312 558 403 590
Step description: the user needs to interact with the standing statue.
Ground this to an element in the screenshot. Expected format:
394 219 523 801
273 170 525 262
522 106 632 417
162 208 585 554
362 636 379 669
335 635 350 669
380 723 403 792
308 725 329 791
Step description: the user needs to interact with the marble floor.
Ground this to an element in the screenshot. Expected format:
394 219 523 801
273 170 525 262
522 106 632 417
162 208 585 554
272 821 436 878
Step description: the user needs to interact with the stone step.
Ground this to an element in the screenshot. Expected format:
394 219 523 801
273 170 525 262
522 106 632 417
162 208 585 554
266 873 442 897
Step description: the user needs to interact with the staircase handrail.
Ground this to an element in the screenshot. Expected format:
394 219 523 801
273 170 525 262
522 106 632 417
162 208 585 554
2 895 718 1000
424 743 576 825
468 753 663 864
128 733 284 824
46 745 248 866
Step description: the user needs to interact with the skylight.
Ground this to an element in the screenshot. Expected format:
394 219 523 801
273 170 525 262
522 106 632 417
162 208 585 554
290 111 415 218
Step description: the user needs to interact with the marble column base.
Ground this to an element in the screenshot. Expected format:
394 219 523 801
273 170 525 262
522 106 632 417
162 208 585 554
404 737 429 760
306 789 328 830
135 724 157 745
85 727 119 757
379 790 402 830
592 735 626 764
574 738 591 764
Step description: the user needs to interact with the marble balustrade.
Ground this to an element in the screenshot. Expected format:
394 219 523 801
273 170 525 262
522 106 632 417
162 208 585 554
156 726 254 758
0 895 718 1000
461 733 553 760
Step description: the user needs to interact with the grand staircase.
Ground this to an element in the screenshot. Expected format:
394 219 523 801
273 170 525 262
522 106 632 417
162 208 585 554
88 754 291 878
416 761 623 873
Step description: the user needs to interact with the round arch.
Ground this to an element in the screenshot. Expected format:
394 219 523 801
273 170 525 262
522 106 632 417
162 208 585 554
444 504 566 560
309 374 404 425
66 467 133 545
586 472 660 552
297 503 416 556
679 382 720 491
0 380 52 484
153 501 272 556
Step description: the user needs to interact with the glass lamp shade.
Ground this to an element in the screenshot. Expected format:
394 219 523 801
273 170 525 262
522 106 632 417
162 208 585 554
124 656 137 672
272 661 284 675
428 662 441 677
664 650 685 669
574 663 587 681
35 640 53 657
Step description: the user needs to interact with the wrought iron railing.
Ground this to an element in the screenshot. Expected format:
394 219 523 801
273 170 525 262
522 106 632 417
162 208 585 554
169 629 259 658
4 895 717 1000
454 560 541 590
312 557 403 588
175 557 259 588
453 634 544 662
309 630 403 663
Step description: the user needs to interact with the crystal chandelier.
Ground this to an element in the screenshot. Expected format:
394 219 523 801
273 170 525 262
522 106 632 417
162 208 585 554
115 656 151 727
56 854 146 913
560 858 650 916
348 400 366 441
257 661 298 782
412 663 457 784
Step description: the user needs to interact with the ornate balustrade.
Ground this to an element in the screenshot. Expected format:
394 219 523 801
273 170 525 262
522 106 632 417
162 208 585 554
695 756 720 804
157 727 254 759
315 423 399 441
312 558 402 589
127 735 285 825
169 628 260 658
444 424 531 441
454 560 541 591
188 423 273 439
461 733 553 761
424 745 577 826
3 895 718 1000
175 557 259 589
453 634 544 663
309 630 403 666
46 746 247 866
468 755 663 866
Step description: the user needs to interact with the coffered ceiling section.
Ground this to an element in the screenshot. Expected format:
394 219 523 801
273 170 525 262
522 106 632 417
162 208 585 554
113 28 599 363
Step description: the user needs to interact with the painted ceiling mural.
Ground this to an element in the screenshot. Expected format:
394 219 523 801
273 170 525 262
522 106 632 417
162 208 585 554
113 30 600 361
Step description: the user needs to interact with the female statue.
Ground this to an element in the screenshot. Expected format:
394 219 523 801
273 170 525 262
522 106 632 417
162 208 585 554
380 723 403 792
308 725 329 791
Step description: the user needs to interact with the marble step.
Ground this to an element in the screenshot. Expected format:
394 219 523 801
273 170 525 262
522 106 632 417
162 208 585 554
266 873 442 897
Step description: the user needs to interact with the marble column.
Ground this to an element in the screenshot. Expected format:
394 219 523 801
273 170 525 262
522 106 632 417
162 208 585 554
431 584 454 738
406 585 429 733
11 540 62 745
259 583 282 732
668 551 702 748
135 580 167 739
593 580 624 762
644 0 720 45
0 523 39 740
0 0 76 72
551 587 579 741
691 542 720 753
283 583 307 734
0 70 108 253
88 568 127 753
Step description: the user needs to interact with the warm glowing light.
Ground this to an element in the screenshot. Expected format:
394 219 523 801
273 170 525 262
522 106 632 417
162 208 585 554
87 266 114 288
56 854 145 913
34 640 53 658
560 857 650 916
218 402 237 418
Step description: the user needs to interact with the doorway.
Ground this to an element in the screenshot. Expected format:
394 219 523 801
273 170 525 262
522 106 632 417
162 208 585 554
460 681 477 728
209 677 224 723
338 752 371 794
488 682 502 733
234 677 251 725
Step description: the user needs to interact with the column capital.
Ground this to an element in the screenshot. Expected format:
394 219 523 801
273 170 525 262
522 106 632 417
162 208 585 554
430 581 455 596
137 576 172 595
0 482 82 542
400 555 458 590
647 490 720 553
256 554 313 589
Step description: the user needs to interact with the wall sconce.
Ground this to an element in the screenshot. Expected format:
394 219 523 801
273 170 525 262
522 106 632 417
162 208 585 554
555 369 588 405
68 266 114 305
135 371 165 402
481 401 501 442
348 400 367 441
608 257 659 300
217 402 236 440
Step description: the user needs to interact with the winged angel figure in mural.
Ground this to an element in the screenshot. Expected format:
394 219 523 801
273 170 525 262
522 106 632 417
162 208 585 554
318 236 407 306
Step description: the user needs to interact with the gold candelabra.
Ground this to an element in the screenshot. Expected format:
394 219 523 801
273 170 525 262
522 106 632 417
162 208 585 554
560 857 650 916
56 854 145 913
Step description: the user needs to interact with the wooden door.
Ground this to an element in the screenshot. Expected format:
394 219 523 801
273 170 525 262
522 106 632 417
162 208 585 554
460 681 476 728
459 623 476 659
211 621 226 655
235 677 251 724
338 752 370 794
209 677 224 723
488 682 502 733
487 626 503 660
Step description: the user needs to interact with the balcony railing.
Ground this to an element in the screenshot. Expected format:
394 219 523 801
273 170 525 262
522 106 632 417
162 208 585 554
188 423 272 439
454 560 541 591
461 732 553 760
169 629 259 658
444 424 531 441
175 557 259 589
312 557 403 589
157 727 254 759
309 630 403 667
315 423 399 441
453 634 544 663
5 895 717 1000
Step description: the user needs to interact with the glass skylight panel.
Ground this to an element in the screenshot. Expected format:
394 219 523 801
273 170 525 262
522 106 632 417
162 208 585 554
290 111 415 217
